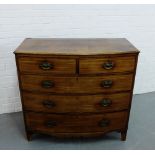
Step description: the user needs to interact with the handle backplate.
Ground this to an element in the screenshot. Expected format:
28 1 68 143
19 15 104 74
103 61 114 70
100 99 112 107
39 61 54 70
100 80 113 88
99 120 110 127
42 100 56 108
45 121 57 127
41 80 55 88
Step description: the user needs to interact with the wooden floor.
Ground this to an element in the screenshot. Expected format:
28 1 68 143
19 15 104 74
0 92 154 150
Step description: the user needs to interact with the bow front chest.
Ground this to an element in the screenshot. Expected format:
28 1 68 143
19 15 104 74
14 38 139 141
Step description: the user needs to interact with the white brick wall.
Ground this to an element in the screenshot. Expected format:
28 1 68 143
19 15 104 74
0 4 155 114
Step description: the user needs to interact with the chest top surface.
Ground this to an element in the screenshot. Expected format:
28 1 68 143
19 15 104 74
14 38 139 55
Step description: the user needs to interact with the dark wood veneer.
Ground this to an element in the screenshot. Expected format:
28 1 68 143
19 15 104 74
22 92 131 113
25 111 128 133
14 38 139 141
20 74 133 94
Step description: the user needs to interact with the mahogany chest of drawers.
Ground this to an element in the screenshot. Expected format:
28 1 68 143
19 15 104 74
14 38 139 141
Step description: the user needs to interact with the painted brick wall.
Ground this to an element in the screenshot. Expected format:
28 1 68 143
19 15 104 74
0 4 155 114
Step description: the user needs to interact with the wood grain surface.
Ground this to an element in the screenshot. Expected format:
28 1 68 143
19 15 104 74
14 38 139 55
79 55 136 74
17 57 76 74
20 74 133 93
14 38 139 140
25 111 128 133
22 92 131 113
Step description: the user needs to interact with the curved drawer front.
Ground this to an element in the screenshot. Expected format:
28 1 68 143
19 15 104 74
25 111 128 133
23 92 130 113
20 74 133 93
17 57 76 74
79 56 136 74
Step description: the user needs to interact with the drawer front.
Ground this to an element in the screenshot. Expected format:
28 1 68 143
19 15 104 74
25 111 128 133
23 92 130 113
20 74 133 93
17 57 76 74
79 56 136 74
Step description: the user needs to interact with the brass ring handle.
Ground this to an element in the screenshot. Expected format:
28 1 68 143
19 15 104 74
41 80 55 88
100 99 112 107
100 80 113 88
99 120 110 127
103 61 114 70
45 121 57 127
42 100 56 108
39 61 54 70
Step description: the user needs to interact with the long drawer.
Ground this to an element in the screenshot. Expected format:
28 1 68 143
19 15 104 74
25 111 128 133
23 92 131 113
20 74 133 94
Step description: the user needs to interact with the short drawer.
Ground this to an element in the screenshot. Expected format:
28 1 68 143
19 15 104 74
17 57 76 74
25 111 128 133
23 92 131 113
79 56 136 74
20 74 133 93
